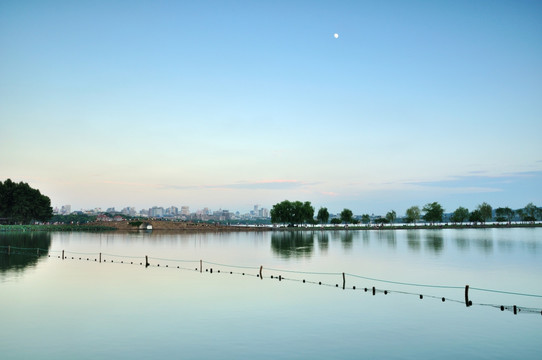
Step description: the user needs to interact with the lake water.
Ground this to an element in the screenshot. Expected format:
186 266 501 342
1 228 541 359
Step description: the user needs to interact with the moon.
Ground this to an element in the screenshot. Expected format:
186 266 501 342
334 33 339 39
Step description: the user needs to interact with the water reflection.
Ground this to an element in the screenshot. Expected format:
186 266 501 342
376 230 397 248
340 231 354 249
424 231 444 253
407 230 421 252
317 232 329 253
0 232 51 274
455 236 469 251
271 232 314 258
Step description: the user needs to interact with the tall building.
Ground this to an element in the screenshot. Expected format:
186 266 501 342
61 205 71 215
181 206 190 216
149 207 164 217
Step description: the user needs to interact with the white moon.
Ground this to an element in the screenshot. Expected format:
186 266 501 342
334 33 339 39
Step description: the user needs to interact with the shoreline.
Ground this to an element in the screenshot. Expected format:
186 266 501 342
1 220 541 232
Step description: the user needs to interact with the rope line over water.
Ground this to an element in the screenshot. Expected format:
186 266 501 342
1 245 541 316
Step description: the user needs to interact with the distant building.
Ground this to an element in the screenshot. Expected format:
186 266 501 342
181 206 190 216
61 205 71 215
149 206 164 217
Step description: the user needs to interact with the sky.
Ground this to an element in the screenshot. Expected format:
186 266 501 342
1 0 541 215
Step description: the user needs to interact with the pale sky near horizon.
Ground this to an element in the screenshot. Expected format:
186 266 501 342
1 0 541 215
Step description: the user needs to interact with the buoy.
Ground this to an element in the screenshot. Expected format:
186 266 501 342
303 280 306 283
420 295 423 299
319 282 322 285
442 298 445 302
353 286 356 290
384 291 388 295
500 306 504 311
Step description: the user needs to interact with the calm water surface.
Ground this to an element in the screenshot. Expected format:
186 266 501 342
1 228 541 359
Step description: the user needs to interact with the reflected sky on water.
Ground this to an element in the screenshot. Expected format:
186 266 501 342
1 228 541 359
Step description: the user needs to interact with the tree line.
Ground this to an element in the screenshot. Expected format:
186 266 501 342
0 179 53 224
271 200 541 226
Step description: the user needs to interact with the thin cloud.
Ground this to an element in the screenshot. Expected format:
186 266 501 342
161 180 315 191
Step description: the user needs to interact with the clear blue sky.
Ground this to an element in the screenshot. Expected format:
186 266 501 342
1 0 541 215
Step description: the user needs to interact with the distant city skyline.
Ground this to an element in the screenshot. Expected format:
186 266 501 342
1 1 541 216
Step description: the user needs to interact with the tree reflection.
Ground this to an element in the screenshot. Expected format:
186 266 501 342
406 230 421 251
424 231 444 253
455 237 469 251
377 230 396 248
0 232 51 273
340 231 354 249
317 232 329 253
271 232 314 259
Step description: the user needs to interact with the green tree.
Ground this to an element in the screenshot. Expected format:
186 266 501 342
477 202 493 223
469 209 483 224
495 207 514 223
0 179 53 224
361 214 371 224
450 207 469 224
330 218 342 225
374 217 390 225
270 200 314 225
340 208 353 224
405 206 421 224
300 201 315 225
385 210 396 225
316 207 329 225
520 202 540 222
422 202 444 224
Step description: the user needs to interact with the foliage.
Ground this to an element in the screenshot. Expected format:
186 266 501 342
316 207 329 224
373 217 390 224
0 179 53 224
270 200 314 225
361 214 371 224
422 202 444 224
50 214 97 224
469 209 483 224
450 207 469 224
519 202 540 222
340 208 353 224
330 218 342 225
495 207 514 222
477 202 493 223
129 221 143 227
405 206 421 224
385 210 396 224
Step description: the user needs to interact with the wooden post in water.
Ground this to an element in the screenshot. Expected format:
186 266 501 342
465 285 472 307
99 253 102 263
200 260 202 273
342 272 346 290
372 286 376 296
260 266 263 280
145 256 150 268
62 250 64 260
513 305 517 315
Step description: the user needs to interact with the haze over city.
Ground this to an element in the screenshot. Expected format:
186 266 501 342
1 0 541 215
